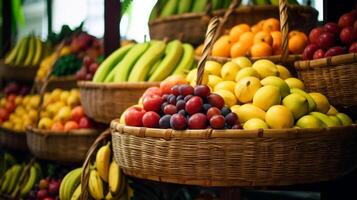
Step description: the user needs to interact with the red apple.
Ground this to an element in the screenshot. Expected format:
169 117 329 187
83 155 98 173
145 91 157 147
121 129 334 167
313 49 325 59
142 94 163 112
309 27 324 44
124 106 146 127
143 87 162 97
325 46 345 57
302 43 319 60
340 26 356 45
142 111 160 128
7 94 16 102
323 22 341 36
71 106 85 122
338 12 356 28
79 116 92 129
0 108 9 121
317 32 336 50
349 42 357 52
5 101 16 113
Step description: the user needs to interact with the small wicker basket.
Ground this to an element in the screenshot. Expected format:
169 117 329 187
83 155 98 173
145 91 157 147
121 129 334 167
0 60 38 82
78 81 159 124
0 127 28 151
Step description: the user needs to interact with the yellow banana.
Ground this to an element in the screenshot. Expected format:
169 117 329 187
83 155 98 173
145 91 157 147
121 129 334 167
70 184 81 200
23 36 35 66
15 36 29 65
108 160 122 195
6 164 22 194
89 169 104 200
5 37 25 64
31 37 43 66
96 142 111 182
59 168 82 200
19 166 37 197
172 43 194 75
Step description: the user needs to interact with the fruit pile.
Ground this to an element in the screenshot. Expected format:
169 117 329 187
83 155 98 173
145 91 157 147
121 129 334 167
75 56 101 81
200 18 308 58
2 82 31 96
37 89 93 131
28 176 61 200
302 8 357 60
4 35 50 67
93 40 195 83
59 142 127 199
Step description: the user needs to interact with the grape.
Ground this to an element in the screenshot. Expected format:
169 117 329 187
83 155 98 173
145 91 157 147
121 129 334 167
194 85 211 97
176 100 186 111
179 84 194 96
207 94 224 109
221 107 231 116
225 112 238 126
170 114 187 130
188 113 208 129
171 85 180 95
184 95 193 102
159 115 172 128
210 115 225 129
164 104 177 115
185 96 203 115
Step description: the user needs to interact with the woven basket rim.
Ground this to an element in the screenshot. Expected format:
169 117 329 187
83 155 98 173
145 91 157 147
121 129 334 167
197 54 302 64
150 4 317 25
111 120 357 139
77 81 160 89
26 126 99 136
294 53 357 70
0 126 26 134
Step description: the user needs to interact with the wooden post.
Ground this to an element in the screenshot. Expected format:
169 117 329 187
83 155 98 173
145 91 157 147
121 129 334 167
46 0 53 36
1 0 12 57
104 0 121 57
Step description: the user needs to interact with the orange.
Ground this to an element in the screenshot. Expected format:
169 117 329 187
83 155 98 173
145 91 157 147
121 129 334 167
253 31 273 45
288 34 307 54
257 20 265 30
230 42 250 58
251 25 261 34
289 30 308 43
271 31 282 55
64 121 79 131
230 24 250 43
262 18 280 32
239 32 254 48
212 35 233 57
251 42 273 57
195 44 204 56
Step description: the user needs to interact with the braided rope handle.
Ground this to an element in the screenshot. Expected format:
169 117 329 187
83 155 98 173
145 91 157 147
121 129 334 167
279 0 289 62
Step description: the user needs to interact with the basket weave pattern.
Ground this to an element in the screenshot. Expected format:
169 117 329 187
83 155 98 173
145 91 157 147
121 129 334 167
0 127 28 151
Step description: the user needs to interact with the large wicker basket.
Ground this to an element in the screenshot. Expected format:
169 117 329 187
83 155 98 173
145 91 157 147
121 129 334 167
0 127 28 151
77 81 159 124
0 60 38 82
26 127 99 163
294 53 357 118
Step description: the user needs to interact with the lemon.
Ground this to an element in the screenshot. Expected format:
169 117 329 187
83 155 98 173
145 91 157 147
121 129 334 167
253 85 281 111
234 76 261 103
221 61 240 81
276 64 291 79
236 104 266 123
309 92 330 114
214 81 236 93
204 61 222 76
285 78 305 90
230 105 240 116
208 75 223 88
265 105 294 129
243 118 268 130
235 67 260 82
252 59 278 78
214 90 237 107
231 57 252 68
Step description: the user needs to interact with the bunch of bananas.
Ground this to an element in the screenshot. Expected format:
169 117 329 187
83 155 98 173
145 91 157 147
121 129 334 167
59 142 128 200
0 152 16 178
4 35 50 67
93 40 195 83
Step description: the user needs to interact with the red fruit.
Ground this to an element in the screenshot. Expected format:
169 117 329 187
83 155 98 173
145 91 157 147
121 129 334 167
142 111 160 128
325 46 345 57
188 113 207 129
317 32 335 50
313 49 325 59
302 43 319 60
206 94 224 109
75 67 87 80
48 181 60 195
178 84 194 96
170 113 187 130
309 27 324 44
163 104 177 115
0 108 9 121
225 112 238 126
124 106 146 127
79 117 92 129
85 73 93 81
64 121 79 131
194 85 211 97
323 22 341 36
185 96 203 115
89 63 99 73
43 198 55 200
338 13 356 28
71 106 85 122
7 94 16 102
340 26 356 45
349 42 357 53
160 75 188 94
143 87 162 97
39 179 49 190
83 56 94 67
170 85 180 95
51 122 64 131
5 101 16 113
210 115 225 129
36 189 48 200
206 107 221 120
142 94 163 112
232 124 243 129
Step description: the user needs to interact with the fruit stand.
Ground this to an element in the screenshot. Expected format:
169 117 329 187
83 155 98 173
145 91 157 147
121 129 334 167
1 0 357 200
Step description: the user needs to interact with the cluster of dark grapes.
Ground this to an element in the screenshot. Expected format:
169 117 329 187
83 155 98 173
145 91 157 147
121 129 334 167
27 177 61 200
75 56 99 81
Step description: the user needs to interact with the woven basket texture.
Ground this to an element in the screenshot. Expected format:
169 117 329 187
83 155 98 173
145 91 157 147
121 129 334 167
0 60 38 82
0 127 28 151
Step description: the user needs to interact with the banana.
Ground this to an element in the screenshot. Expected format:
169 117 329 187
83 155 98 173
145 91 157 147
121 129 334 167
70 184 81 200
310 112 339 127
89 169 104 200
148 40 183 82
172 43 194 75
96 142 111 182
178 0 192 14
149 4 158 21
31 37 43 66
4 38 24 64
93 43 134 82
290 88 316 112
0 168 13 193
23 36 35 66
108 160 121 195
223 0 231 8
19 166 37 197
60 168 82 200
112 42 150 82
191 0 208 12
6 164 22 194
160 0 179 17
14 36 29 65
128 41 166 82
148 57 163 79
212 0 222 10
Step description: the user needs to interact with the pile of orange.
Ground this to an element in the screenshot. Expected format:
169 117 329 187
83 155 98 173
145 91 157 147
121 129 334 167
203 18 308 58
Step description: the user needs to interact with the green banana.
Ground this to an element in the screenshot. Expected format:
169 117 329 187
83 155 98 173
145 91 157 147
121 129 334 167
4 38 24 64
290 88 316 112
336 113 353 126
60 168 82 200
19 166 37 197
310 112 338 127
6 165 22 194
253 0 270 5
149 4 158 21
160 0 179 17
23 36 35 66
178 0 192 14
0 168 13 193
31 37 43 66
211 0 222 10
172 43 194 75
14 36 29 65
88 169 104 200
191 0 208 12
113 42 150 82
93 43 134 82
70 184 81 200
149 40 183 82
148 57 163 79
128 41 166 82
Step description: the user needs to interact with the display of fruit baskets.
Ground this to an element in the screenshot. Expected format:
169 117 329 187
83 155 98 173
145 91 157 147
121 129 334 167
78 81 159 124
0 60 38 82
0 126 28 151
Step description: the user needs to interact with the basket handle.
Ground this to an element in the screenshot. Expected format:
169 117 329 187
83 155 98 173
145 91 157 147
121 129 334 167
279 0 289 63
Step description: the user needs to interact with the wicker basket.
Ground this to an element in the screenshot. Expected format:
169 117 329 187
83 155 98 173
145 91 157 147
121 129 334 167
0 60 38 82
77 81 159 124
26 127 99 163
36 75 78 91
0 126 28 151
294 53 357 117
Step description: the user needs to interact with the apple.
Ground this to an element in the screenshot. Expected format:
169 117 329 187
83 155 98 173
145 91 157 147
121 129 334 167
79 116 92 129
302 43 319 60
124 106 146 127
142 111 160 128
5 101 16 113
0 108 9 121
325 46 345 57
313 49 325 59
64 121 79 131
309 27 324 44
143 87 162 97
317 32 335 50
71 106 85 122
338 12 356 28
340 26 356 45
48 180 60 195
142 94 163 112
323 22 341 36
349 42 357 52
